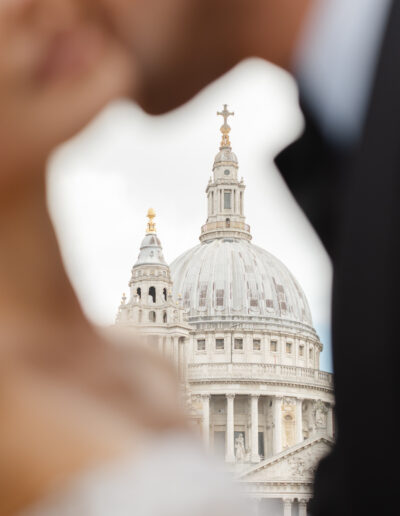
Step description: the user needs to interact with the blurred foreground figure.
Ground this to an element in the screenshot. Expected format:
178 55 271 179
0 1 246 515
102 0 399 514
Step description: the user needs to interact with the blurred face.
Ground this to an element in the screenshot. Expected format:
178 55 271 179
0 0 133 182
102 0 314 115
102 0 248 114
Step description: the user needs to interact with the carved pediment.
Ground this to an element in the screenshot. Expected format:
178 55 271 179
240 436 333 483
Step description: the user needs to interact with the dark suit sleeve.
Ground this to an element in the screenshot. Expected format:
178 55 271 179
275 104 344 258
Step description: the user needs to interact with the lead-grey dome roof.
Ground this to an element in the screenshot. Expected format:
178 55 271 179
134 233 167 267
170 239 313 326
214 148 238 165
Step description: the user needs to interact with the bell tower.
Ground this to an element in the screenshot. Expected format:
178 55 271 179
115 209 190 380
200 104 251 243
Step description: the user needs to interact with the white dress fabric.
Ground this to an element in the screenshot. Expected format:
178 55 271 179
21 432 247 516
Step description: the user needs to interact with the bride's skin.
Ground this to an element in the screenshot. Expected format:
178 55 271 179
0 1 185 514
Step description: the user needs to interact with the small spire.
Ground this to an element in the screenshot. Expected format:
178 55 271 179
121 292 127 305
217 104 234 149
146 208 156 234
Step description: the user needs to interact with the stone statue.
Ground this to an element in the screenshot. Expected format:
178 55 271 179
314 400 328 430
235 434 246 462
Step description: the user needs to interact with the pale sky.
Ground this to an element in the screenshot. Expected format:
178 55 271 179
47 58 333 372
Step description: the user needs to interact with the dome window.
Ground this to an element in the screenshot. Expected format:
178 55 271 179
225 218 231 228
224 191 232 209
149 286 156 303
163 288 167 301
299 345 305 357
270 340 278 353
162 311 167 323
216 338 225 350
198 284 208 307
224 169 230 175
149 311 156 322
136 287 141 300
286 342 292 354
216 289 225 307
253 339 261 351
234 338 243 350
197 339 206 351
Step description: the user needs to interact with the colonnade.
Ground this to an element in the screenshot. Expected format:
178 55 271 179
252 497 309 516
159 335 187 380
201 393 334 463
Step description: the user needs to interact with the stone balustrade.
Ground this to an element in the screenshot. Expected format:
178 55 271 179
188 362 333 389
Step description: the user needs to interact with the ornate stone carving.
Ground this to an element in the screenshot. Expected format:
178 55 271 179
282 396 297 407
314 400 329 429
282 397 296 448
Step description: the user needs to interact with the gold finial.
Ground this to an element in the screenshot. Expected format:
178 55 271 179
146 208 156 234
217 104 234 149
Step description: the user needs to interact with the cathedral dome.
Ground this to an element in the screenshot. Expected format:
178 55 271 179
170 238 313 327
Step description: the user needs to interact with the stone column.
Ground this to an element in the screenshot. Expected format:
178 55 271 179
298 499 308 516
296 398 303 443
327 405 334 438
168 336 174 361
250 395 260 463
173 336 179 366
273 396 283 454
226 394 235 463
178 339 186 381
283 498 292 516
202 395 210 448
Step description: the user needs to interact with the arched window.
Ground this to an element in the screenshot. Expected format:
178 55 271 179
163 288 167 301
226 218 230 228
149 286 156 303
149 311 156 322
136 287 141 300
163 311 167 323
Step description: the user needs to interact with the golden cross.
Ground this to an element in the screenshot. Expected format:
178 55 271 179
217 104 234 148
217 104 234 126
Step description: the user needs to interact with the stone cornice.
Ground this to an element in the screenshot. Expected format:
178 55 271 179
190 379 333 395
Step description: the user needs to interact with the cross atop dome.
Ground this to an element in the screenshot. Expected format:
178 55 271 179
217 104 234 149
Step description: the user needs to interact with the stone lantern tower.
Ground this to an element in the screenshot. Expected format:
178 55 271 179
116 209 190 380
201 104 251 243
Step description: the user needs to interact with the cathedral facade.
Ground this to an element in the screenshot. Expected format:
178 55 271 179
116 106 334 516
